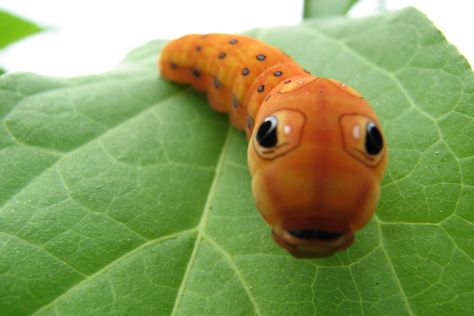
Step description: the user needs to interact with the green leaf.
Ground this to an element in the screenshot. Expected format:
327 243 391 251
304 0 359 18
1 7 473 315
0 10 43 49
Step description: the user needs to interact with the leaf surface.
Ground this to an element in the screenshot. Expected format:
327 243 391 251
1 8 473 316
304 0 359 18
0 10 43 49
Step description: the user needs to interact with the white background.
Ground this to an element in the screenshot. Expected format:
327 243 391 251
1 0 473 77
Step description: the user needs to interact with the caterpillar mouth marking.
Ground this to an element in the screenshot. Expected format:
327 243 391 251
287 229 343 241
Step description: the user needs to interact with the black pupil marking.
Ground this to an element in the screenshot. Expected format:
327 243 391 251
229 38 238 44
274 71 283 77
192 69 201 78
247 116 253 129
365 122 384 155
256 54 266 61
288 229 342 241
257 85 265 92
256 116 278 148
218 52 226 59
242 68 250 76
213 77 220 89
232 96 240 108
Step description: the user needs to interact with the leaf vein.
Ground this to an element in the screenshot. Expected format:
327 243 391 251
203 234 263 316
170 125 233 315
32 228 196 315
375 216 415 315
0 232 87 278
0 89 188 210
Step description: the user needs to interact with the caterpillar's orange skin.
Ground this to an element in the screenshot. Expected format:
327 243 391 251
159 34 387 258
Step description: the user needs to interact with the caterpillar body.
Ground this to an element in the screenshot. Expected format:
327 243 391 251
159 34 387 258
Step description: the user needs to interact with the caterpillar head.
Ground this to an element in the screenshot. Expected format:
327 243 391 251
247 77 388 258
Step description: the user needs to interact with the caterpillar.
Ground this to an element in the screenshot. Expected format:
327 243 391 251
158 34 387 258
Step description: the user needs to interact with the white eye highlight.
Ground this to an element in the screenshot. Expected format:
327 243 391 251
352 125 360 140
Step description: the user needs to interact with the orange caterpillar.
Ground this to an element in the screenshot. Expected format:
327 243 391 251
159 34 387 258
